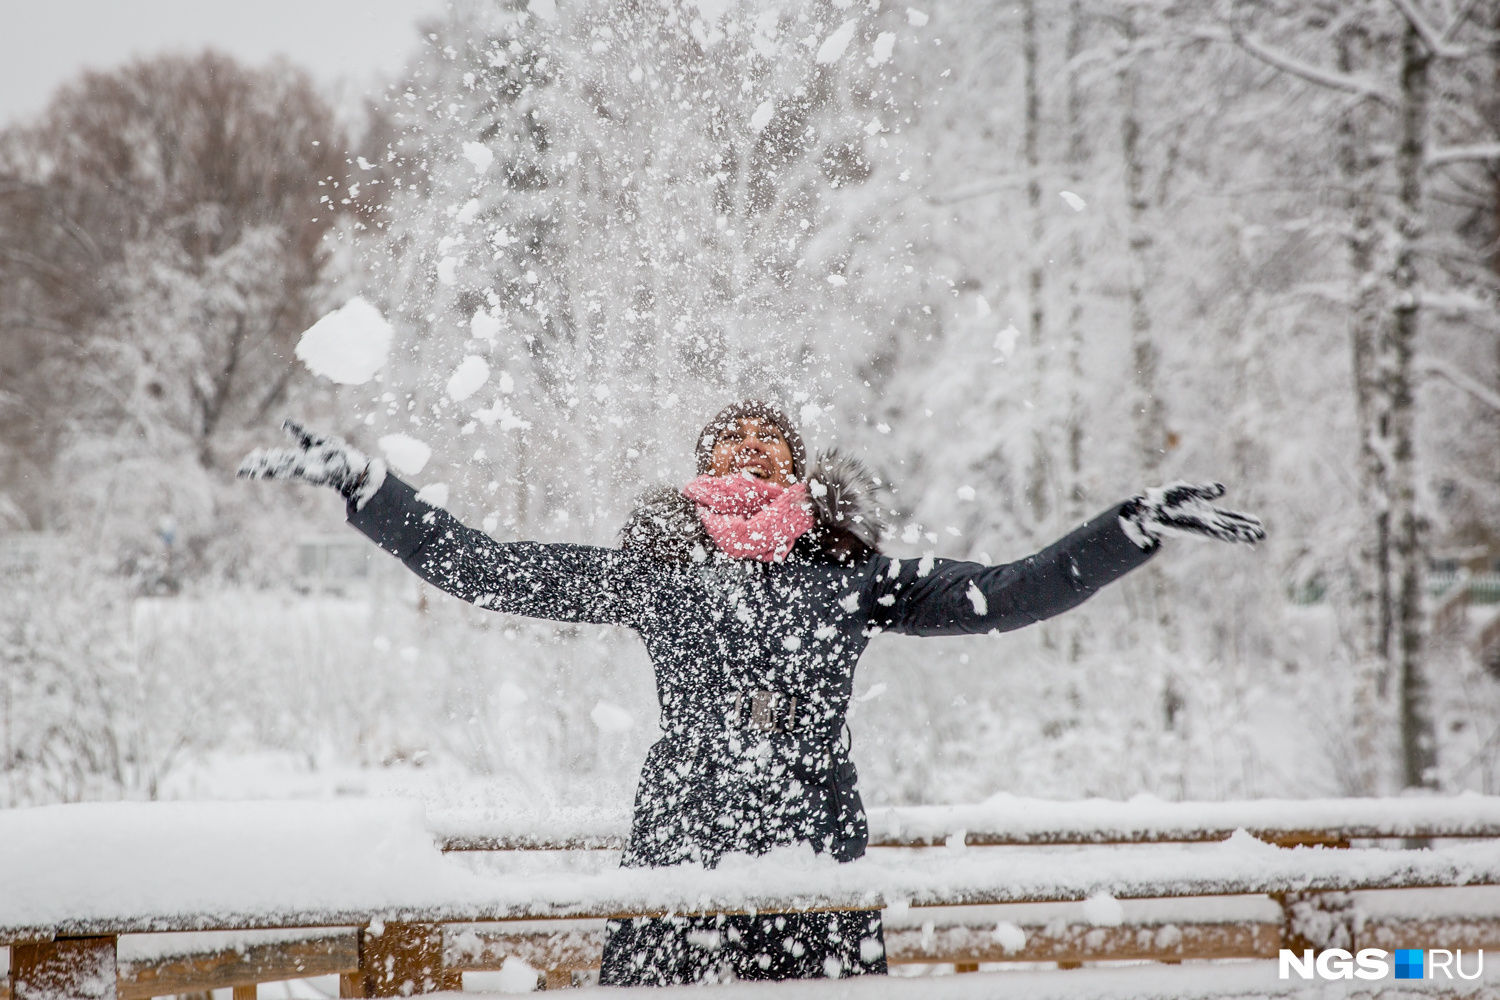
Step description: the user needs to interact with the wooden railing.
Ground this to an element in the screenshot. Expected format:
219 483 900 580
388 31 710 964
5 797 1500 995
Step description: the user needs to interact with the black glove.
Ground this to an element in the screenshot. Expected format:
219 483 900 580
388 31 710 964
236 419 386 509
1119 482 1264 549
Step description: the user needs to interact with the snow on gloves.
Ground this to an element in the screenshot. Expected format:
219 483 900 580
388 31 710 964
236 419 386 509
1119 482 1265 550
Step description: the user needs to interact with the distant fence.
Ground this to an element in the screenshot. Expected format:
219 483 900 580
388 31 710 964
4 797 1500 995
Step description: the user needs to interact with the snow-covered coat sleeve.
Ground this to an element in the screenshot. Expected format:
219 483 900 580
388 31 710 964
863 503 1155 637
347 473 642 628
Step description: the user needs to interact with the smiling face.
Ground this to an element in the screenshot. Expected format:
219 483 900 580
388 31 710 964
708 417 795 485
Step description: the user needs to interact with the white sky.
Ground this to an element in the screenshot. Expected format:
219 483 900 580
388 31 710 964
0 0 450 128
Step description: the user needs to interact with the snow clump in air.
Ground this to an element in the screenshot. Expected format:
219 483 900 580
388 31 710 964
749 100 775 133
870 32 896 65
461 142 493 176
471 309 502 341
496 681 529 709
1060 191 1087 212
446 356 491 401
591 700 635 733
816 20 859 65
294 298 393 385
379 434 433 476
415 483 450 509
907 8 930 26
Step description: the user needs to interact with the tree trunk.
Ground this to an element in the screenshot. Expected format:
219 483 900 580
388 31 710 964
1120 10 1164 477
1064 0 1088 523
1023 0 1052 527
1337 18 1390 793
1390 20 1435 790
1119 7 1174 648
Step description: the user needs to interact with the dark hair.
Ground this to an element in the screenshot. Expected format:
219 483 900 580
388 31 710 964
694 400 807 481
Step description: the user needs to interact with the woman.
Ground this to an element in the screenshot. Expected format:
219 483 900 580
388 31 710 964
239 399 1263 985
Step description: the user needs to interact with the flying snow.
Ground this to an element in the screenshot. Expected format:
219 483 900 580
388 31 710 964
415 483 450 509
749 100 775 133
496 681 529 709
437 257 460 286
293 298 392 385
907 8 930 27
379 434 433 476
815 20 859 65
1060 190 1087 212
461 142 494 175
870 31 896 65
471 309 502 341
966 581 988 616
446 356 491 401
591 700 635 733
994 322 1021 359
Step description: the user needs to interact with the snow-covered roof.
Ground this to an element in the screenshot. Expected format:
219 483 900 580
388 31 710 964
6 798 1500 942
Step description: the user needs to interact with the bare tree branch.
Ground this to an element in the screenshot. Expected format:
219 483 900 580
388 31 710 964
1426 142 1500 166
1419 356 1500 413
1441 0 1485 44
1387 0 1470 57
1229 30 1397 107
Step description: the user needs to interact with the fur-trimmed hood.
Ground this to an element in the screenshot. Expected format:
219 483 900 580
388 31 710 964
621 448 886 564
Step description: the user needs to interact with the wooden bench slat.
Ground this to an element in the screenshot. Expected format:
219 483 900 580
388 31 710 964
117 933 357 1000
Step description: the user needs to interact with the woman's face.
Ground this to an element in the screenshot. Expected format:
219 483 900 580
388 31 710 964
709 417 795 485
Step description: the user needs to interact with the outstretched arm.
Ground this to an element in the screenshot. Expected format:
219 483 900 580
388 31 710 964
347 475 640 626
864 483 1262 638
864 503 1153 637
239 421 640 627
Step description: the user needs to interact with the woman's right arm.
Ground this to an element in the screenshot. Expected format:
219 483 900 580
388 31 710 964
348 474 641 628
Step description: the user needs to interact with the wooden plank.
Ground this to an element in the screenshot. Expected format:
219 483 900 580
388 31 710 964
117 933 357 1000
440 915 1500 972
14 913 1500 997
11 936 118 1000
884 920 1281 965
8 863 1500 940
437 828 1445 851
447 927 605 973
1359 916 1500 951
346 923 459 998
440 919 1281 972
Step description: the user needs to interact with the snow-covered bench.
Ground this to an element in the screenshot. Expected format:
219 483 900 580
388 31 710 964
6 797 1500 997
431 792 1500 851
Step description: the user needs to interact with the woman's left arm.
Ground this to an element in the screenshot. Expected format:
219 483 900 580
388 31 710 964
863 503 1155 637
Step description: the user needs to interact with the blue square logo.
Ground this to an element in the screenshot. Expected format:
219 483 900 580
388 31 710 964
1394 949 1424 980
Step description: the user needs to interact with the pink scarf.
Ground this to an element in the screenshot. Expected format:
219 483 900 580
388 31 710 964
682 474 814 563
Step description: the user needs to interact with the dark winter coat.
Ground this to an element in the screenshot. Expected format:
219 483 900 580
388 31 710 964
345 454 1155 985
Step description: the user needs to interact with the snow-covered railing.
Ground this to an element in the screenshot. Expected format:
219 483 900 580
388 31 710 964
6 798 1500 996
431 793 1500 851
